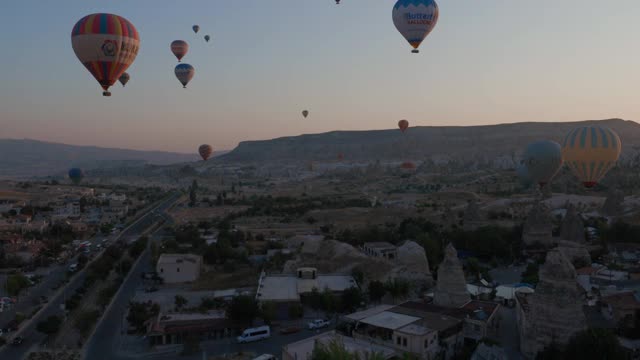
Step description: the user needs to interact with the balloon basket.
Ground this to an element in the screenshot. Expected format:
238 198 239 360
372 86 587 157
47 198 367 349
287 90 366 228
411 49 419 54
103 91 111 97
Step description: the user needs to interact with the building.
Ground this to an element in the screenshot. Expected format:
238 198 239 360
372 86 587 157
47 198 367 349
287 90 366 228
362 242 398 260
470 342 507 360
600 291 640 328
156 254 202 284
282 331 397 360
146 311 236 346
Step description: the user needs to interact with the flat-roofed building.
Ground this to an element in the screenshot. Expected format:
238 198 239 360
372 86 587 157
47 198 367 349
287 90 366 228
156 254 202 284
282 330 397 360
146 311 237 346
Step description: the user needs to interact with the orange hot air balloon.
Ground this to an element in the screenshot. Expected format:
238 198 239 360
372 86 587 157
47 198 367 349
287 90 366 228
337 153 345 161
198 144 213 161
398 120 409 133
71 13 140 97
171 40 189 62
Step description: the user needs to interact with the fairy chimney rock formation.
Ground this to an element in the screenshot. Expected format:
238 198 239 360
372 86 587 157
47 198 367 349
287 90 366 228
433 243 470 307
560 204 586 243
522 201 554 247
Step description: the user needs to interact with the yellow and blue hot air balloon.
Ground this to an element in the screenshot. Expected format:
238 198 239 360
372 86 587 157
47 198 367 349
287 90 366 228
521 140 563 188
392 0 439 54
562 126 621 188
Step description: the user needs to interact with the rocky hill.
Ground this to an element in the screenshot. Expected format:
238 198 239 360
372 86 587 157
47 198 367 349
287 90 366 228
0 139 196 178
220 118 640 164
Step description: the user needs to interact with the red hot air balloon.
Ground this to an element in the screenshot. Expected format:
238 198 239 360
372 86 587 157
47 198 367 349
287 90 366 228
398 120 409 133
71 13 140 96
199 144 213 161
171 40 189 62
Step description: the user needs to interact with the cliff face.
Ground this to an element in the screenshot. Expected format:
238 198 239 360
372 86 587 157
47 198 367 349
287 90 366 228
220 119 640 163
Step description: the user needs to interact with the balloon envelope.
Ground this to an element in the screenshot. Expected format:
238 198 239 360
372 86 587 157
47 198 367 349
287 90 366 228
175 64 195 88
118 72 130 87
522 140 563 187
68 168 85 184
516 162 533 188
392 0 439 53
302 110 309 118
171 40 189 61
204 35 210 42
562 126 622 188
199 144 213 161
193 25 200 33
71 13 140 96
398 120 409 132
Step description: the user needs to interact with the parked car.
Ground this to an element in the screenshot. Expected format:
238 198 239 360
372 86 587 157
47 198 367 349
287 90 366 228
308 319 331 330
11 336 24 346
68 263 78 272
237 326 270 343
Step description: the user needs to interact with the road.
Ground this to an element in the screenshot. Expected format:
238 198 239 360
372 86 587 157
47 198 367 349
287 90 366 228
0 192 180 360
84 198 180 360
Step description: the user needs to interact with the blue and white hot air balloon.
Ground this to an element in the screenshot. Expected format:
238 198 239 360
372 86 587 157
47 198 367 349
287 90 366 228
175 64 195 88
392 0 439 53
521 140 563 188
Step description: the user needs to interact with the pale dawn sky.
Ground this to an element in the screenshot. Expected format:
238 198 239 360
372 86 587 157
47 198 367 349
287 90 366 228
1 0 639 153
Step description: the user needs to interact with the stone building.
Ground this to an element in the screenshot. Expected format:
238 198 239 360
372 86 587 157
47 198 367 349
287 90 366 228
516 250 587 359
434 244 470 308
522 201 554 247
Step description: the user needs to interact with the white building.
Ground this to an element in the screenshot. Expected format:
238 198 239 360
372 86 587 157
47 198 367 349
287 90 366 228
282 331 397 360
156 254 202 284
256 268 357 304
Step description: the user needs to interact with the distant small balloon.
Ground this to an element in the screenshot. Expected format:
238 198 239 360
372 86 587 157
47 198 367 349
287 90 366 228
171 40 189 62
398 120 409 132
199 144 213 161
68 168 85 184
192 25 200 34
204 35 210 42
175 64 195 88
302 110 309 118
118 72 130 87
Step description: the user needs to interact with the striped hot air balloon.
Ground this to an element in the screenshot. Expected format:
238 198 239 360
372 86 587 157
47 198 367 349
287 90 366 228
171 40 189 62
562 126 622 188
71 13 140 96
199 144 213 161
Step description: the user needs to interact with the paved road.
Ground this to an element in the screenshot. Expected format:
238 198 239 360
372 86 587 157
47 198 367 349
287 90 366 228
0 192 179 360
84 194 179 360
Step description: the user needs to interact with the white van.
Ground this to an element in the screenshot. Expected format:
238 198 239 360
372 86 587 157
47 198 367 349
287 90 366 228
237 326 270 343
253 355 277 360
68 263 78 272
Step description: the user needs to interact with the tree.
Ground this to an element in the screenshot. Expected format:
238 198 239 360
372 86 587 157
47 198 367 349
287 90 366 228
74 310 100 336
322 288 337 314
288 303 304 319
36 315 62 335
307 288 324 313
341 287 364 313
521 263 540 285
368 281 386 303
175 295 188 310
227 295 259 326
564 329 625 360
385 279 410 303
5 274 31 297
260 301 277 325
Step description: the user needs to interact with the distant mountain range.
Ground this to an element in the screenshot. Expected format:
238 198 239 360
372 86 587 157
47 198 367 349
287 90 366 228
0 139 198 178
220 118 640 164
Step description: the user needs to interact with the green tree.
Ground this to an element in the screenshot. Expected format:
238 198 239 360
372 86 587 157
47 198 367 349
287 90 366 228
227 295 259 326
322 288 337 314
564 329 625 360
288 303 304 319
74 310 101 336
260 301 277 325
175 295 188 310
385 279 410 303
312 338 387 360
368 281 386 303
307 288 324 313
5 274 31 297
36 315 62 335
341 287 364 313
521 263 540 285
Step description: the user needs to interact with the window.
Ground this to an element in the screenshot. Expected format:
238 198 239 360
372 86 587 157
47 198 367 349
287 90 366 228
424 339 429 348
403 338 407 347
160 268 163 273
177 267 180 272
397 336 401 345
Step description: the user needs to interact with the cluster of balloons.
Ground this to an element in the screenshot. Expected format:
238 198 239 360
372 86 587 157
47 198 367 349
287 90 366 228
518 126 622 190
171 24 210 89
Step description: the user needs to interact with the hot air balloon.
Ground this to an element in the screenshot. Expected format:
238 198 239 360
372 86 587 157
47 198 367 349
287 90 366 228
204 35 210 42
400 161 416 169
175 64 195 88
193 25 200 34
171 40 189 62
398 120 409 133
392 0 439 53
302 110 309 118
336 0 341 3
118 72 130 87
199 144 213 161
71 13 140 96
562 126 622 188
521 140 563 187
68 168 85 184
337 153 345 161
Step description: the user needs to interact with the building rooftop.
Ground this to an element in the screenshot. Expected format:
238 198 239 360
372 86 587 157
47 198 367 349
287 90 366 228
359 311 421 330
257 275 299 302
283 331 397 360
343 305 395 322
157 253 202 265
601 291 640 310
396 323 433 336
